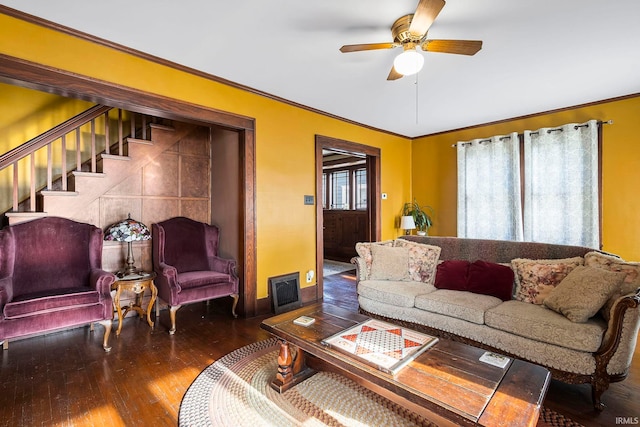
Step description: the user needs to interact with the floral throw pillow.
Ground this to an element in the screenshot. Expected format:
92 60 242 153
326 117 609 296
355 240 394 279
393 239 441 284
511 257 584 304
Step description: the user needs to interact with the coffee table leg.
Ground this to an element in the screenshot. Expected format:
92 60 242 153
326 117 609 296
270 339 316 393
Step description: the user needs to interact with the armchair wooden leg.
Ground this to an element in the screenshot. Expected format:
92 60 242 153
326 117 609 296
231 294 239 318
97 319 113 352
2 340 7 350
169 305 182 335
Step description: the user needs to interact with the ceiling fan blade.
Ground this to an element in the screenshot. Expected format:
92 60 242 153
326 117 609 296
387 66 403 81
340 42 396 53
409 0 446 38
422 39 483 55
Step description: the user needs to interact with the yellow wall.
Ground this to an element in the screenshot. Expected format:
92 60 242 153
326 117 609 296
0 13 412 298
412 96 640 261
0 83 94 150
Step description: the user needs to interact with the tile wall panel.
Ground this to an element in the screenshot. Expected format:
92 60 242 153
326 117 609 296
96 125 211 275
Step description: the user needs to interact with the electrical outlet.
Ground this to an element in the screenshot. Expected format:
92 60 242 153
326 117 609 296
304 195 314 205
381 193 388 200
306 270 314 283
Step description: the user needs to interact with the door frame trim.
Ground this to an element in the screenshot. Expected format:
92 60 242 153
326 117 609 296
315 135 381 299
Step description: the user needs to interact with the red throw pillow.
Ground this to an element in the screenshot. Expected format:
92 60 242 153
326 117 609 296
467 260 514 301
434 260 470 291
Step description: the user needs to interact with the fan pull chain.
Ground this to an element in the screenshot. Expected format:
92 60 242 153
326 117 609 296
415 73 419 124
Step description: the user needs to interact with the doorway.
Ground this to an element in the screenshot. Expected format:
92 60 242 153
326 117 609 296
0 56 258 317
315 135 381 300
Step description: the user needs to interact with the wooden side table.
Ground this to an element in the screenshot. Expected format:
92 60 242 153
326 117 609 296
111 272 157 336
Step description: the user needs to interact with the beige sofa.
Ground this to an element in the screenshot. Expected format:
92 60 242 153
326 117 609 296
353 236 640 410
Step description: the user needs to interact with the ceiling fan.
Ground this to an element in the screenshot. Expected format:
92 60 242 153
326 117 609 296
340 0 483 80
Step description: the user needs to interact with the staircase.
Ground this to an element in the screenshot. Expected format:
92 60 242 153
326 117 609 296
1 105 193 225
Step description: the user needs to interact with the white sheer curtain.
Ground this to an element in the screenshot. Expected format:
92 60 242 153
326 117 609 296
523 120 599 248
457 132 523 240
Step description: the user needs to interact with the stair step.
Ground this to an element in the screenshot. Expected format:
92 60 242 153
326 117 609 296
72 171 106 178
40 190 79 197
149 123 175 132
126 138 154 146
4 211 49 225
100 154 131 161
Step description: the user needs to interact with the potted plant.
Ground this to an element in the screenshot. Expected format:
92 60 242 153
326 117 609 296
402 199 434 236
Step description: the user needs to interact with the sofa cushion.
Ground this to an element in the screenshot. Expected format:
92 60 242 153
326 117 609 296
415 290 502 325
355 240 395 280
544 266 626 322
584 251 640 321
467 260 515 301
393 239 441 284
357 280 436 308
485 300 606 352
511 257 584 304
369 245 410 281
434 260 469 291
4 287 99 319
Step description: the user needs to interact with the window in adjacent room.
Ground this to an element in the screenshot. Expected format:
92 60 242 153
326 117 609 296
354 168 368 210
322 167 367 210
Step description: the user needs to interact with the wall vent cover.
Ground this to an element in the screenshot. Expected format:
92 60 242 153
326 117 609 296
269 272 302 314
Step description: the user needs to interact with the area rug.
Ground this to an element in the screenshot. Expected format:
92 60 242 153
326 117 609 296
179 338 583 427
323 260 355 276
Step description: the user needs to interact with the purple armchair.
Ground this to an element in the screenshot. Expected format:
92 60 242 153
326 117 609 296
152 217 239 334
0 217 115 351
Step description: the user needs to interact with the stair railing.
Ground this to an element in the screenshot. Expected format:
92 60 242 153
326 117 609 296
0 105 148 213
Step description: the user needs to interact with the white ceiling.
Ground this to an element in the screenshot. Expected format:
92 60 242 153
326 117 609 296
2 0 640 137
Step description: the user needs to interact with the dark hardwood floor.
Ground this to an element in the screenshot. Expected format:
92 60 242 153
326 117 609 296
0 271 638 426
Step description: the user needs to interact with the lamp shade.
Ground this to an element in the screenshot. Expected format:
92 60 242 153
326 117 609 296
104 214 151 242
393 49 424 76
400 215 416 230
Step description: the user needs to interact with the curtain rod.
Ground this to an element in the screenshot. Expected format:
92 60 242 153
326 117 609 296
450 120 613 148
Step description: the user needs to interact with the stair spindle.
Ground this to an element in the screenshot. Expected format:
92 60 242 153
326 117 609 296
61 135 67 191
91 120 96 173
30 153 35 212
104 111 110 155
76 128 81 171
47 143 53 189
142 115 147 140
12 162 18 211
118 109 123 155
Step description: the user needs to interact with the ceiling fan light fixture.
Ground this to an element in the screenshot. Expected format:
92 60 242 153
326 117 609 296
393 49 424 76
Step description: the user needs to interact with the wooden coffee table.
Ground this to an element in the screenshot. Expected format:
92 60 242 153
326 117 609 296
261 303 550 427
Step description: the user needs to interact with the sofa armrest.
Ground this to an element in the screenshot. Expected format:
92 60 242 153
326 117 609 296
89 268 116 296
351 257 367 282
597 290 640 374
210 256 237 277
0 276 13 310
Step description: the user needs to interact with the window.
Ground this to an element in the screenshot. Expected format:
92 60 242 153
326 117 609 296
354 169 367 210
457 120 600 248
457 133 523 241
322 173 327 209
323 167 367 210
331 170 349 209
